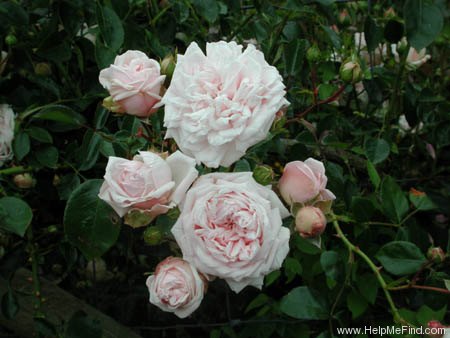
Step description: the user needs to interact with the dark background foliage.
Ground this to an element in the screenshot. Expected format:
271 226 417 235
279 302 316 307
0 0 449 337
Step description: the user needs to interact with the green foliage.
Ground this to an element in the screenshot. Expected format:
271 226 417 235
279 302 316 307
64 180 121 260
0 197 32 237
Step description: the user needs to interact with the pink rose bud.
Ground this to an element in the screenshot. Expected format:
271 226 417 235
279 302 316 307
13 173 35 189
427 320 447 338
295 206 327 238
427 247 446 263
99 50 166 117
426 143 436 160
278 158 336 206
146 257 206 318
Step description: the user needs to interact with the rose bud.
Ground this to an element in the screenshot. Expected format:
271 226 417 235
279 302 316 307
146 257 206 318
99 50 166 117
338 9 351 26
143 226 163 246
34 62 52 76
278 158 335 206
295 206 327 238
340 59 363 83
160 53 176 80
427 247 446 263
13 173 35 189
253 164 274 186
306 44 321 63
427 320 447 338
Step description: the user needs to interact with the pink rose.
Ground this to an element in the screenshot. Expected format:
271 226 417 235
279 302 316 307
162 41 289 168
146 257 206 318
98 150 198 220
295 206 327 238
99 50 165 117
171 172 290 293
0 104 15 167
278 158 336 206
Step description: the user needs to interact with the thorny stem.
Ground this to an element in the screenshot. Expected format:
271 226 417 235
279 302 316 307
286 84 347 124
387 284 450 295
331 213 409 326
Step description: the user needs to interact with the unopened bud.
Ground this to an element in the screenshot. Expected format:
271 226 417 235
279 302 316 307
5 34 17 46
384 7 396 18
143 226 163 246
306 44 321 63
340 59 363 83
338 9 351 26
427 247 446 263
102 96 124 113
13 173 35 189
253 165 274 186
52 174 61 186
34 62 52 76
295 206 327 238
160 54 176 80
427 320 447 338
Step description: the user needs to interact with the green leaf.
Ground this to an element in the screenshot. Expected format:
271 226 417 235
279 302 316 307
416 305 446 326
366 160 380 189
0 1 28 26
13 132 31 161
351 197 375 222
233 159 251 172
245 294 270 313
356 274 378 304
26 126 53 143
293 234 322 255
96 4 124 51
409 191 437 211
1 289 19 320
404 0 444 50
283 39 307 76
283 257 302 283
33 105 86 126
364 138 390 164
0 197 33 237
65 311 102 338
35 145 59 168
57 174 81 201
280 286 329 320
95 42 117 70
313 0 334 5
346 291 368 319
364 16 383 52
78 130 101 171
264 270 281 287
380 176 409 223
192 0 220 23
64 180 121 260
320 251 342 283
376 241 426 276
321 25 341 50
444 279 450 291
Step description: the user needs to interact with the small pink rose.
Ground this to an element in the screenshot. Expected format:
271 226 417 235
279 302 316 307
295 206 327 238
0 104 15 167
278 158 335 206
99 50 165 117
146 257 206 318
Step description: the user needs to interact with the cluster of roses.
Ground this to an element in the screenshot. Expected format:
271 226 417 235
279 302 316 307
95 41 337 318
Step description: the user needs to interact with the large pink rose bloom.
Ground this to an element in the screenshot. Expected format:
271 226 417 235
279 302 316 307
146 257 206 318
98 151 198 220
162 41 289 168
0 104 15 167
99 50 165 117
279 158 336 206
171 172 290 293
